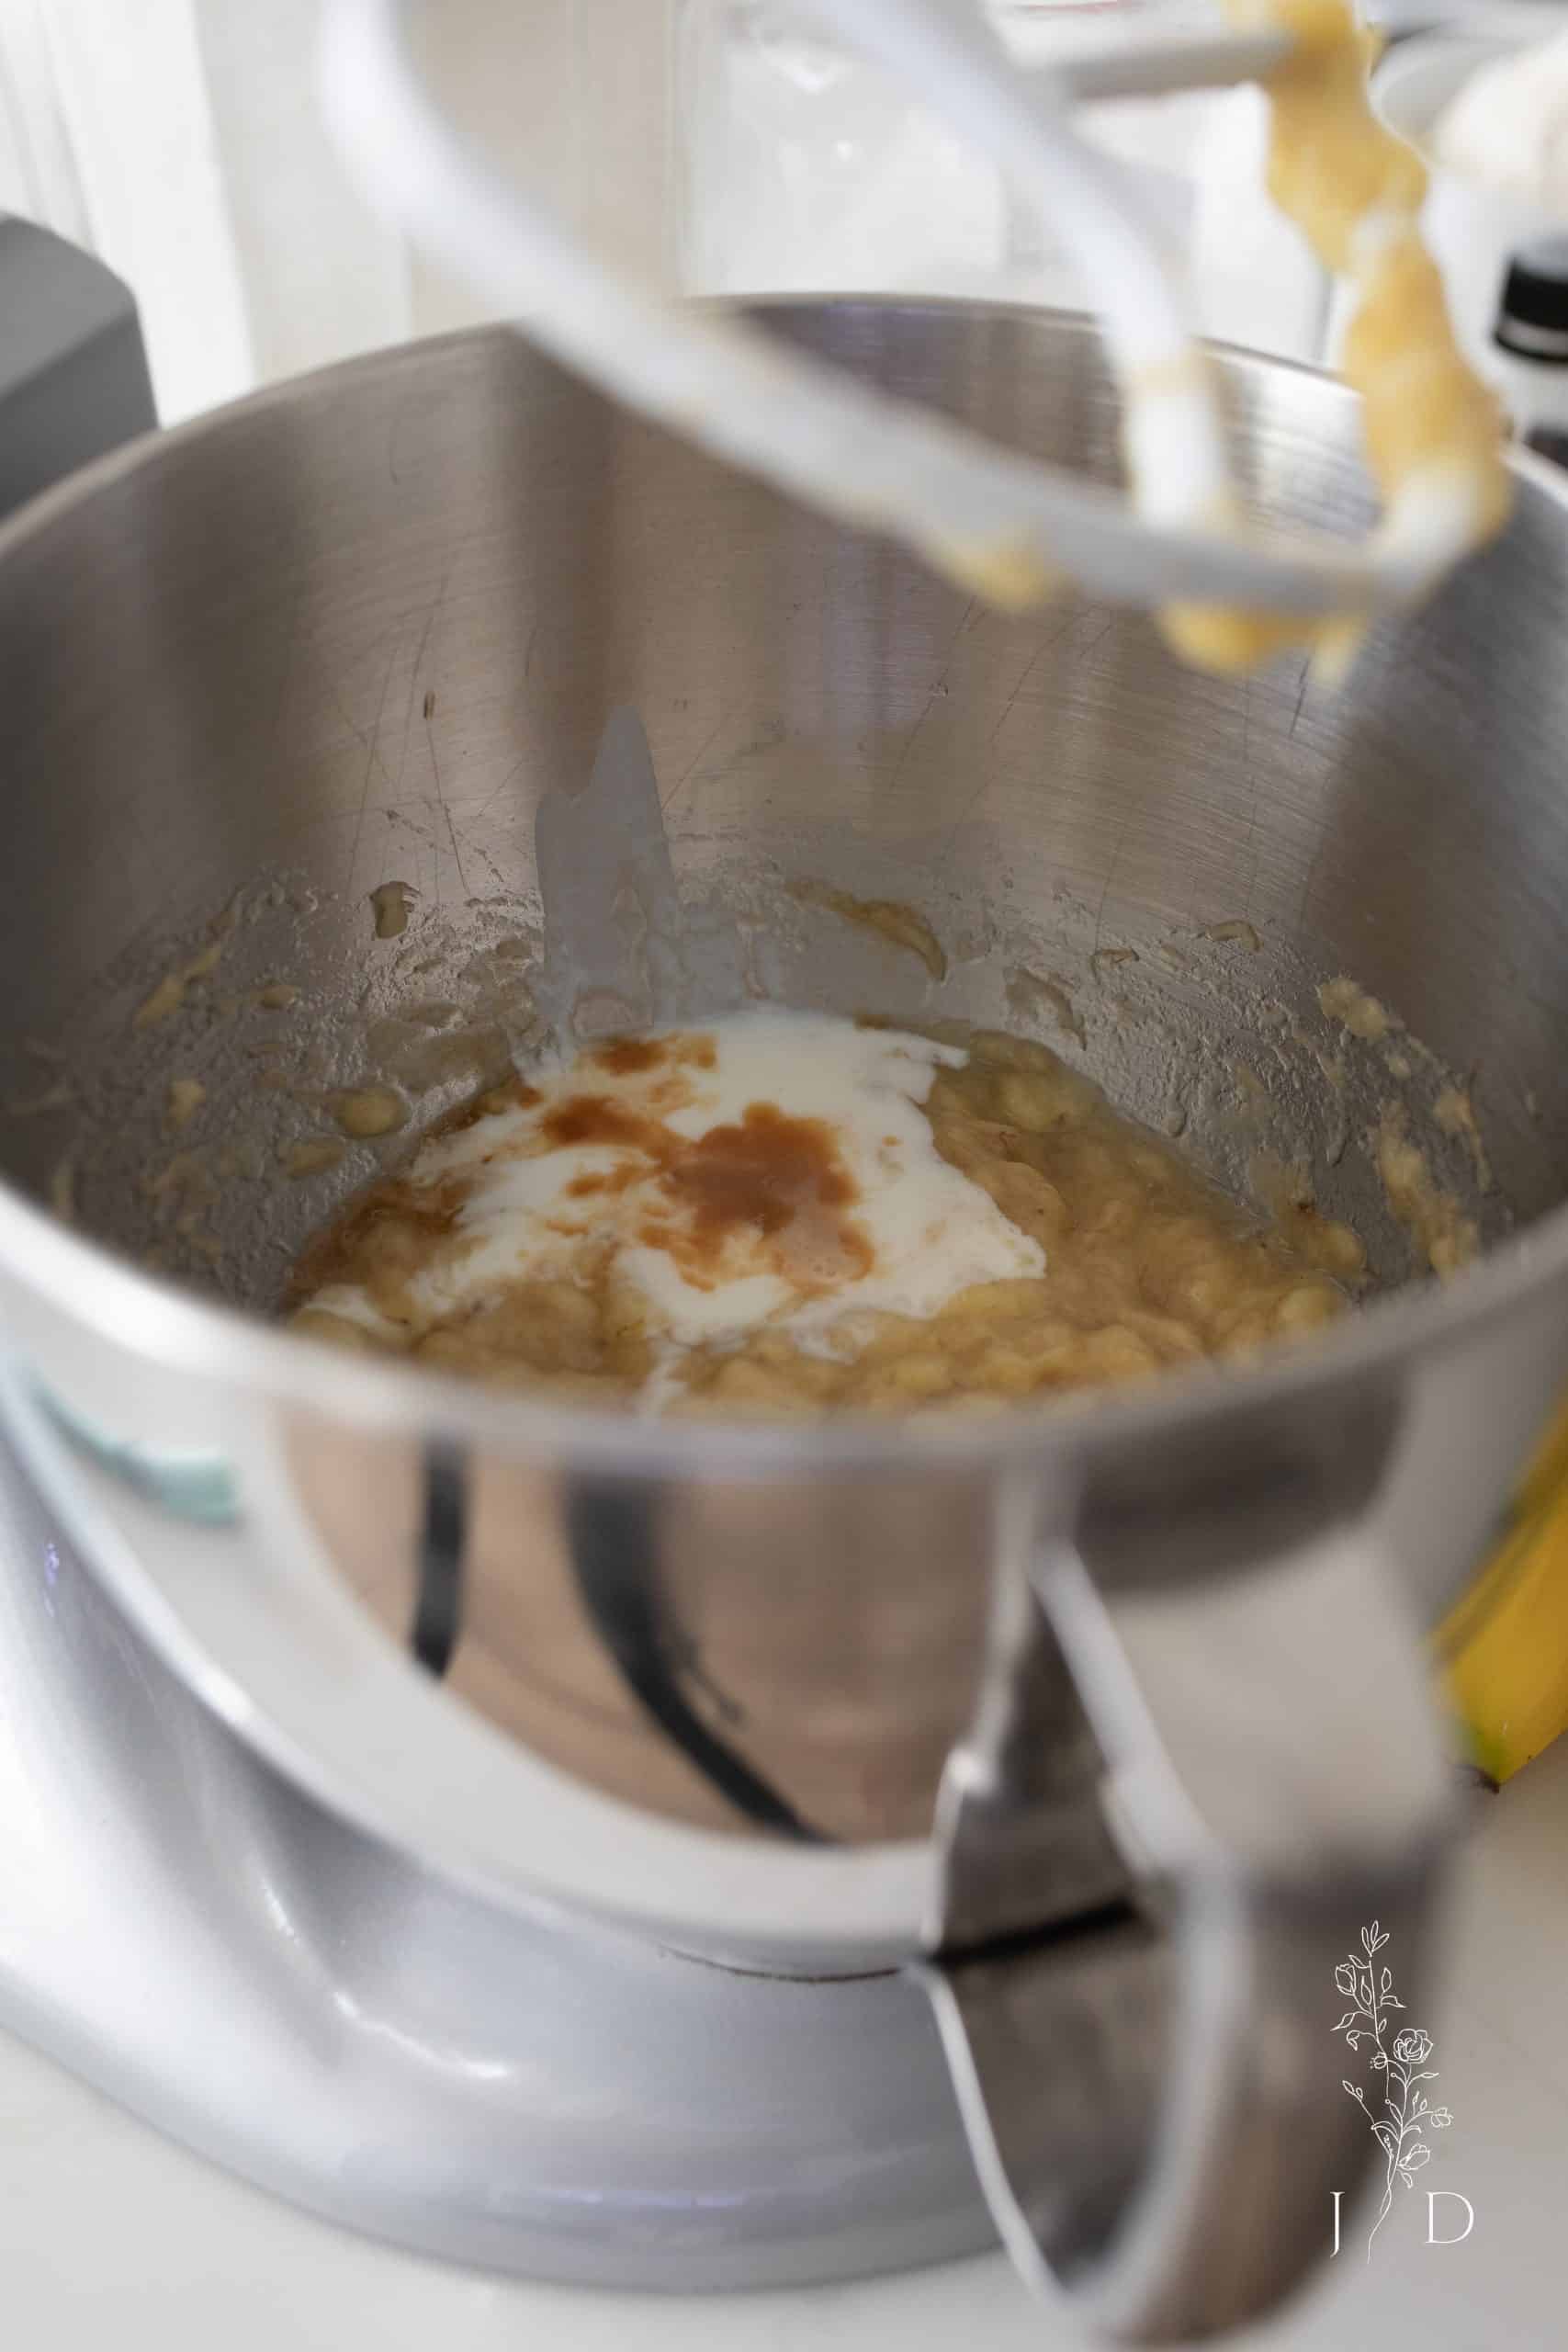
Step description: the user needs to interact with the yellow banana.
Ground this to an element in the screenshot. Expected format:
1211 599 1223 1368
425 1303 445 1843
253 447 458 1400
1438 1398 1568 1785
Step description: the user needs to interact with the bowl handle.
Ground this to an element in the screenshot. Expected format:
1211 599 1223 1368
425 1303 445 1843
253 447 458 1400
920 1501 1454 2341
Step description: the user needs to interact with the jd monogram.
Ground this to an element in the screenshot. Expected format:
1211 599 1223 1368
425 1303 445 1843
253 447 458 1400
1330 1920 1470 2261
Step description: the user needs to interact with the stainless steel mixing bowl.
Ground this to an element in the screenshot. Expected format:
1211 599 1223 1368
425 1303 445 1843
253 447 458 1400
3 304 1568 2341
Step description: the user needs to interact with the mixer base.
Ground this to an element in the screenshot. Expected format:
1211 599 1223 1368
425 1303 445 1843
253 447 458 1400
0 1372 991 2291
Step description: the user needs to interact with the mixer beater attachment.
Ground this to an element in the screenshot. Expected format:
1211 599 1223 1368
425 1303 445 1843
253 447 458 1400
321 0 1508 672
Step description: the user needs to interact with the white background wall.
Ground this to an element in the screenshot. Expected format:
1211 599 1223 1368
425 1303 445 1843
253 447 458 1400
0 0 674 421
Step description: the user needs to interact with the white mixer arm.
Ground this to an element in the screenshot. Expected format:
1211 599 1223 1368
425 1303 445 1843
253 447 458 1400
316 0 1452 636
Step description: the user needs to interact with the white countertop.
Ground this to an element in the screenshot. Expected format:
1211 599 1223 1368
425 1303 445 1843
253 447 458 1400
4 1736 1566 2351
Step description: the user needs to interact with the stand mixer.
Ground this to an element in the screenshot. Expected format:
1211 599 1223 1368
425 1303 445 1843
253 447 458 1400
0 1366 996 2293
2 13 1566 2346
0 240 998 2304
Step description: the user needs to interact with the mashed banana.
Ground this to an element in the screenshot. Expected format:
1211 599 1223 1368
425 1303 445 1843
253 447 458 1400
288 1012 1362 1419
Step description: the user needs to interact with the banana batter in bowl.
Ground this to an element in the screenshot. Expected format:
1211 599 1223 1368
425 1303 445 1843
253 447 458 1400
288 1010 1365 1419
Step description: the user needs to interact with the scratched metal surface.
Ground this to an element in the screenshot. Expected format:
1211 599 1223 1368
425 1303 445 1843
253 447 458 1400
0 306 1562 1306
